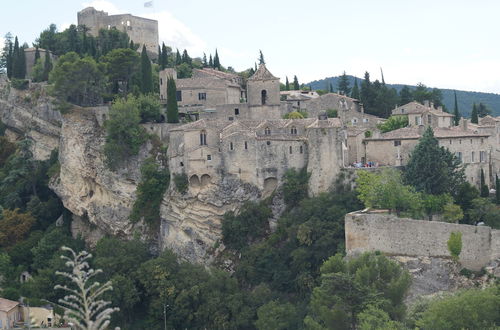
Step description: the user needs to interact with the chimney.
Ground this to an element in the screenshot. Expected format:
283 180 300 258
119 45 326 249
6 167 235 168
462 118 468 131
430 101 434 109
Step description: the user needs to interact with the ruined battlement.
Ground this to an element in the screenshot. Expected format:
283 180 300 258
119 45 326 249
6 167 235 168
77 7 158 57
345 211 500 271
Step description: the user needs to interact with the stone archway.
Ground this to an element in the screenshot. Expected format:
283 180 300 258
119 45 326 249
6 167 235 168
200 174 211 187
263 177 278 198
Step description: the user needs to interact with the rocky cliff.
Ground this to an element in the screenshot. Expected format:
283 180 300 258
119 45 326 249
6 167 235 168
0 78 62 160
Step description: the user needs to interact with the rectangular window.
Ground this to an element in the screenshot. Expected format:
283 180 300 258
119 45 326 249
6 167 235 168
230 142 233 150
289 146 292 154
207 155 211 160
244 141 248 150
480 151 486 162
456 152 462 162
471 151 475 163
235 108 240 115
160 78 163 85
394 140 401 146
228 116 234 121
198 92 206 100
176 90 182 101
415 117 418 125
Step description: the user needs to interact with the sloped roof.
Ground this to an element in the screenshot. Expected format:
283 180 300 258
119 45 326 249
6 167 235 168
193 68 240 81
248 63 278 81
0 298 19 312
366 126 490 141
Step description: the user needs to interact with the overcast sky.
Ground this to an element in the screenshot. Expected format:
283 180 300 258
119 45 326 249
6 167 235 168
2 0 500 93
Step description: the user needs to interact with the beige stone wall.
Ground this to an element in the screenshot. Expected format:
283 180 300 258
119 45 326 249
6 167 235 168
247 79 280 106
345 212 499 271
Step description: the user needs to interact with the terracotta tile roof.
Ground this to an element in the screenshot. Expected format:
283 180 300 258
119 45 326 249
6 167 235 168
0 298 19 312
248 64 278 81
176 77 240 89
193 68 240 81
366 126 490 141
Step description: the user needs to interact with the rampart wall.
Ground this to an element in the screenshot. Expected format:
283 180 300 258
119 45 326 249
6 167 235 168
345 211 500 270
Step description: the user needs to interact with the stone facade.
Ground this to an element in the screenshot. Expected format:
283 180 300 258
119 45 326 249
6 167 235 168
24 48 56 79
77 7 158 57
345 211 500 271
392 101 454 128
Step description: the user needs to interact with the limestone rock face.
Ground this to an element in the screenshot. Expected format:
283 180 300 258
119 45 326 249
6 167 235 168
0 80 62 160
161 176 262 264
50 108 146 241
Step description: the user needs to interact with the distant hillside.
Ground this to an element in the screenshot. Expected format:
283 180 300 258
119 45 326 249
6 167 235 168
307 76 500 118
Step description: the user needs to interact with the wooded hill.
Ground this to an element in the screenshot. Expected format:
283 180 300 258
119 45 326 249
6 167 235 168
308 75 500 117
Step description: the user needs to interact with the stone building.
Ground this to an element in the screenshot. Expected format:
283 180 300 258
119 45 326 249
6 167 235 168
160 63 282 121
392 101 454 128
168 117 346 196
0 298 22 329
23 48 56 79
77 7 158 56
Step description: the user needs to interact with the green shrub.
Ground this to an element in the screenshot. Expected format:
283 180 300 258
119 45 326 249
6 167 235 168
447 231 462 261
283 168 310 207
326 109 338 118
283 111 307 119
130 157 169 225
173 173 188 194
11 78 29 90
222 201 271 251
364 130 372 138
377 115 408 133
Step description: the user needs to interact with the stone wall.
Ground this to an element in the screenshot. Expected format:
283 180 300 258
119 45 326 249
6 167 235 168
345 211 500 270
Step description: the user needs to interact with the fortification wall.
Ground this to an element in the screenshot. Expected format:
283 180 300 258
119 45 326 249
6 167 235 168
345 212 499 271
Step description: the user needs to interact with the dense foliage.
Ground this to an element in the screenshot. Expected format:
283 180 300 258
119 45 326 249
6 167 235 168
377 115 408 133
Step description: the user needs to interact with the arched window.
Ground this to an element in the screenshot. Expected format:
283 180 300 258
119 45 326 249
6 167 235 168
200 130 207 145
261 90 267 105
230 142 234 150
265 127 271 135
291 126 297 135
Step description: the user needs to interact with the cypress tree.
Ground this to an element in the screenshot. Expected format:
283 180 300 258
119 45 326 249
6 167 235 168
18 46 26 79
7 39 13 79
285 76 290 91
140 45 153 94
404 126 465 195
158 45 161 61
360 71 374 112
42 49 52 81
254 62 257 72
351 78 360 99
213 49 220 70
34 47 40 64
293 75 299 90
329 83 334 93
496 174 500 204
399 85 413 105
480 169 489 197
175 49 181 65
471 103 478 124
166 76 179 123
129 40 135 50
161 43 168 69
11 36 20 78
181 49 191 65
259 50 265 65
337 71 351 96
202 53 207 67
208 54 213 68
453 91 460 126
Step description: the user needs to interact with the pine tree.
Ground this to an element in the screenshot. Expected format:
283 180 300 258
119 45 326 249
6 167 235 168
181 49 191 64
34 47 40 64
166 76 179 123
351 78 360 99
471 103 478 124
495 174 500 205
208 54 213 68
404 127 465 195
0 33 13 78
11 36 21 78
453 91 460 126
285 76 290 91
213 49 220 70
480 168 489 197
18 46 26 79
477 102 491 118
360 72 374 111
202 53 207 67
161 43 168 69
175 49 181 66
399 85 413 105
259 50 265 65
140 45 153 94
293 75 299 90
337 71 351 96
42 49 52 81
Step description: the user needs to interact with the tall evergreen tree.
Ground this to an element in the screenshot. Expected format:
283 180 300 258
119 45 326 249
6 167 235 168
480 168 489 197
496 174 500 205
11 36 21 78
477 102 491 118
360 72 375 112
129 40 135 50
337 71 351 96
181 49 191 65
202 53 207 67
208 54 213 68
175 49 181 66
18 46 26 79
166 76 179 123
329 83 334 93
453 91 460 126
404 127 465 195
42 49 52 81
285 76 290 91
161 43 168 69
259 50 265 65
351 78 360 100
213 49 220 70
399 85 413 105
34 47 40 64
140 45 153 94
0 33 13 78
293 75 299 90
471 103 478 124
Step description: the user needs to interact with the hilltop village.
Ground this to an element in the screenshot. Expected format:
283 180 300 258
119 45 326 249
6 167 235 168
0 6 499 330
